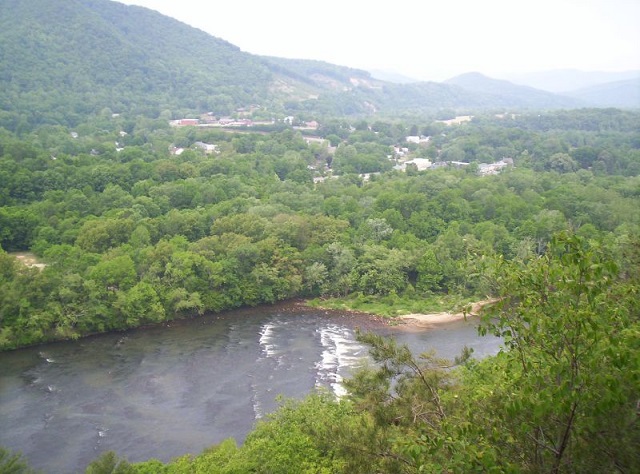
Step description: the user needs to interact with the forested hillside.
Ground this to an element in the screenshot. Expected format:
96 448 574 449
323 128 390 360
0 0 272 131
0 0 594 134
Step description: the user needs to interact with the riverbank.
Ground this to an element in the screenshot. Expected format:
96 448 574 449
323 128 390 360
290 299 394 332
301 298 499 332
0 297 497 353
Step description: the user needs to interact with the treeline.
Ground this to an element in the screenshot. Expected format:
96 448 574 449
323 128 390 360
1 109 639 349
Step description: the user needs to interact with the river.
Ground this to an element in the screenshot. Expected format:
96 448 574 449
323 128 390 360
0 302 501 473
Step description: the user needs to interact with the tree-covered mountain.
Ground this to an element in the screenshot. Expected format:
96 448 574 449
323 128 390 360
0 0 272 131
0 0 605 133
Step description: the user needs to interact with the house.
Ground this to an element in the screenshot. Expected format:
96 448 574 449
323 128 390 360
217 118 253 127
478 159 514 176
394 158 432 172
303 136 328 147
194 142 220 154
436 115 473 126
406 135 430 144
405 158 432 171
170 118 199 127
393 146 410 158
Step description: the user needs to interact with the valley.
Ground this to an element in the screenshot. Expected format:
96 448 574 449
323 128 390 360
0 1 638 472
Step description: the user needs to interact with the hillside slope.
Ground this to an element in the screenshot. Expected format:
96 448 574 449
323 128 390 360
262 58 571 115
0 0 609 132
0 0 272 129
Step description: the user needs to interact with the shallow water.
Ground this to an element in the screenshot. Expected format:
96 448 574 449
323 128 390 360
0 304 501 473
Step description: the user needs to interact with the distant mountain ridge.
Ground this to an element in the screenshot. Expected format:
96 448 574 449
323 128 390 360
0 0 624 132
502 69 640 93
444 72 581 108
498 69 640 108
369 69 421 84
564 78 640 108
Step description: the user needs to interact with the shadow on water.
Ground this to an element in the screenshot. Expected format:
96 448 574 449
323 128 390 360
0 302 501 473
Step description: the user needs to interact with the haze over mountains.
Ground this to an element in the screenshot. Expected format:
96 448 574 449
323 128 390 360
373 68 640 109
502 69 640 93
444 72 580 109
0 0 637 132
499 69 640 109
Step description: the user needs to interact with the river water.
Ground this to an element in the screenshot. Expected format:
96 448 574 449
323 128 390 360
0 302 501 473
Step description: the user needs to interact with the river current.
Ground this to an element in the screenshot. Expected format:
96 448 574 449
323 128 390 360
0 302 501 473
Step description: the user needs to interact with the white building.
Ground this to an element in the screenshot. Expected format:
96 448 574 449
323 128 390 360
405 135 431 144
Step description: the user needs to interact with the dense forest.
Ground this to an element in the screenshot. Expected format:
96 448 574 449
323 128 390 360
0 0 273 132
0 108 638 351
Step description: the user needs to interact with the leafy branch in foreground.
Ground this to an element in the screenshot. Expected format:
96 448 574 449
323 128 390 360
474 233 639 472
340 233 639 472
342 333 498 473
0 446 38 474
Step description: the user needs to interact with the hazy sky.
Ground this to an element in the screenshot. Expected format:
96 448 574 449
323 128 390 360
118 0 639 81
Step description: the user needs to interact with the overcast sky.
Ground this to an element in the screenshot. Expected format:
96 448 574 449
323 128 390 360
118 0 639 81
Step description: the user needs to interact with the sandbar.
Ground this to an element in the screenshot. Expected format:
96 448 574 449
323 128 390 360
396 299 498 329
